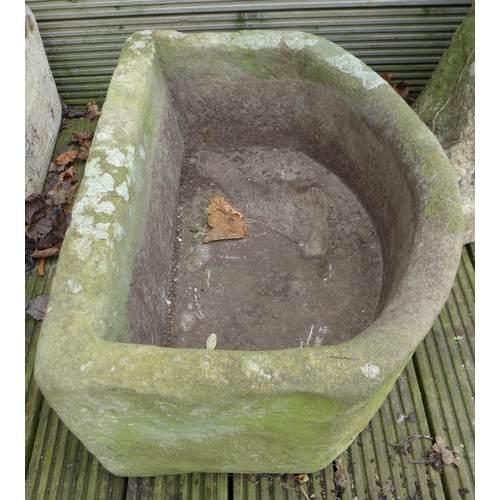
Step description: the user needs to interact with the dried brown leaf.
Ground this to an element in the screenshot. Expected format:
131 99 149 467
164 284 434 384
31 245 61 258
72 132 94 159
26 217 54 241
36 222 67 251
61 99 90 119
71 131 94 145
48 168 79 206
393 81 410 100
435 436 456 466
334 458 346 486
380 72 393 82
48 185 68 207
25 139 83 269
203 197 249 243
77 139 93 160
391 81 416 104
87 101 101 120
61 184 80 213
60 165 78 184
25 295 50 321
54 149 78 166
25 193 48 225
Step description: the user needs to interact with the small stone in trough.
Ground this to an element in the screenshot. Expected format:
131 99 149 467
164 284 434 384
206 333 217 350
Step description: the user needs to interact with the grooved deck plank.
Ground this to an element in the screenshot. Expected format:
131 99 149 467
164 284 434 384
126 473 229 500
411 249 475 499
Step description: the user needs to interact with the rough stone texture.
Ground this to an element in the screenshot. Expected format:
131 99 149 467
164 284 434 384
25 6 61 197
413 10 475 243
35 30 464 477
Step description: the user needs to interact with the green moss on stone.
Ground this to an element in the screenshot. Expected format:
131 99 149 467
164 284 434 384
413 14 475 124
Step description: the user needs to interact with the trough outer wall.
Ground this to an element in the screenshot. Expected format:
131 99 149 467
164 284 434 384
35 30 463 476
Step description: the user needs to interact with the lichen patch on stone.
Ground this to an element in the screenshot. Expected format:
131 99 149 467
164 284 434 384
247 360 272 380
80 361 93 372
105 148 126 167
95 200 117 215
115 181 129 200
73 158 116 210
95 129 113 142
284 33 318 50
72 214 95 235
129 33 155 57
234 31 282 50
67 280 83 293
131 40 146 50
72 214 112 250
94 222 112 241
164 31 188 40
72 237 92 260
326 54 384 90
361 362 380 380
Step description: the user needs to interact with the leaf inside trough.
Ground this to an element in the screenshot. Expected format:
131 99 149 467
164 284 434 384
203 197 249 243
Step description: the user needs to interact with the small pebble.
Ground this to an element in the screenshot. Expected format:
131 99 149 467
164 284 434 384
206 333 217 350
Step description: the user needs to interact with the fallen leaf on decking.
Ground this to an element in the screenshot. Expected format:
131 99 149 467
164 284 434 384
334 457 346 486
53 149 78 166
410 435 460 471
86 101 101 120
379 72 416 105
48 166 79 207
72 131 94 160
25 295 50 321
434 435 459 466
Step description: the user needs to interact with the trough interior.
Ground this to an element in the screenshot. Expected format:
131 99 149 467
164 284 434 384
125 67 415 350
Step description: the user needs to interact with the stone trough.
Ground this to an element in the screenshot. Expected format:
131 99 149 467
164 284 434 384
35 30 464 476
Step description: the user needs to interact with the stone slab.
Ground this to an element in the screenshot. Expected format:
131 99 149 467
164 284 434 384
25 5 61 197
413 11 475 243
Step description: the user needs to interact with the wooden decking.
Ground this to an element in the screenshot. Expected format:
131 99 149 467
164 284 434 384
25 117 475 500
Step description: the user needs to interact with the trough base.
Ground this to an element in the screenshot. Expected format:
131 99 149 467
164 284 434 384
166 146 383 350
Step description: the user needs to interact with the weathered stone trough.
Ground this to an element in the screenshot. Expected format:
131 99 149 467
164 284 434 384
35 30 464 476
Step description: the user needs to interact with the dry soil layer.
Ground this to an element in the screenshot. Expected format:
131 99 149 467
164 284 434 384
166 146 383 350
